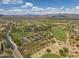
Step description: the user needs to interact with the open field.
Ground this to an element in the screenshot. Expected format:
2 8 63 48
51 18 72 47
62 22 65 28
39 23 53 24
41 53 61 58
51 26 66 41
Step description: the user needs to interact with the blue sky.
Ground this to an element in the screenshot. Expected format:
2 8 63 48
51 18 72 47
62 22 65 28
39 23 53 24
0 0 79 15
24 0 79 8
0 0 79 8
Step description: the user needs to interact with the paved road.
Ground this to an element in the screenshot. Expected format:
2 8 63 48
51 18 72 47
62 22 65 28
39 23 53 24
3 25 23 58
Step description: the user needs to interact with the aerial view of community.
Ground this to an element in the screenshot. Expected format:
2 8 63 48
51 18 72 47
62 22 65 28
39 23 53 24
0 0 79 58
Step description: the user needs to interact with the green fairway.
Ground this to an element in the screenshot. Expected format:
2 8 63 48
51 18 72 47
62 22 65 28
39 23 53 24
41 53 61 58
51 26 66 41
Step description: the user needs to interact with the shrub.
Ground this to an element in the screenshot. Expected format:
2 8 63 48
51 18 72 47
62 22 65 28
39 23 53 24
46 49 51 53
59 49 66 57
63 47 69 53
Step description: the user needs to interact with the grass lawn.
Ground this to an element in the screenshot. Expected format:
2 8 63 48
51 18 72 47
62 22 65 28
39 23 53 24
51 26 66 41
41 53 61 58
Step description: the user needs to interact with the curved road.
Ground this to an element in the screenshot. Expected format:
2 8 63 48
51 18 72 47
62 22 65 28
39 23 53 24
3 25 23 58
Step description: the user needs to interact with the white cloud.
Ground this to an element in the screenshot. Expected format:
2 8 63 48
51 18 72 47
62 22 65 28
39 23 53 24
0 9 5 14
32 7 44 12
21 2 33 8
4 9 27 15
0 8 32 15
1 4 79 15
31 6 79 15
75 6 79 9
1 0 23 4
32 7 62 15
0 9 4 11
